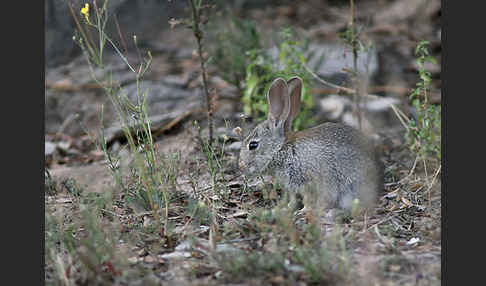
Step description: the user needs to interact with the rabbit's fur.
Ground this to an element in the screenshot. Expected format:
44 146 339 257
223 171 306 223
239 77 383 214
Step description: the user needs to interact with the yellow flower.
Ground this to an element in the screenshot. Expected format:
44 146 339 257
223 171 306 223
80 3 90 23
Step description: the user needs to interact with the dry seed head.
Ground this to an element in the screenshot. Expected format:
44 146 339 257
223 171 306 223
233 127 242 136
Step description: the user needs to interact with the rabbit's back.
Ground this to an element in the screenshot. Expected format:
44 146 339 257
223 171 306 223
272 122 383 210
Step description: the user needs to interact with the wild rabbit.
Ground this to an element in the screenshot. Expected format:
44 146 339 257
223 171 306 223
239 77 383 215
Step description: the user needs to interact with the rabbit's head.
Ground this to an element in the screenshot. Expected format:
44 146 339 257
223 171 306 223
239 77 303 175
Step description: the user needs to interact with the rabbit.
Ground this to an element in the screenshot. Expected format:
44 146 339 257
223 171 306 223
238 77 383 216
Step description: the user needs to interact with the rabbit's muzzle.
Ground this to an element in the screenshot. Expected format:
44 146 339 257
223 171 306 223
238 159 247 172
238 159 256 175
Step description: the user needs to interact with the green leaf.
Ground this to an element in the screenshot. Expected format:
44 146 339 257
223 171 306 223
425 56 437 64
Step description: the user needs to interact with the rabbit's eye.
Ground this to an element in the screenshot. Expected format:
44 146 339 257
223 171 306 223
248 141 259 150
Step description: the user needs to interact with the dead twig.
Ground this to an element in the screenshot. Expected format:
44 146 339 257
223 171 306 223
303 62 356 95
365 214 394 231
390 103 410 130
424 164 441 207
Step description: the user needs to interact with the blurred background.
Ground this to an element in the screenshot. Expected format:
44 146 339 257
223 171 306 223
45 0 440 165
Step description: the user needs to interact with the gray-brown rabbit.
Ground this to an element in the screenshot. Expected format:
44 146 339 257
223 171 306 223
239 77 383 215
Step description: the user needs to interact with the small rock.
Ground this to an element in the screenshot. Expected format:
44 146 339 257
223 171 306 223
319 95 349 120
390 264 401 272
45 141 56 156
57 141 71 152
286 264 305 272
319 94 404 137
226 142 242 151
270 276 286 284
159 251 192 260
407 237 420 245
127 257 139 264
175 240 193 251
143 216 153 228
269 43 379 82
143 256 156 263
214 244 240 253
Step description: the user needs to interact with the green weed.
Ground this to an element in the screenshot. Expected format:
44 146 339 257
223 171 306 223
208 18 316 130
45 186 131 285
406 40 441 162
44 170 58 196
215 195 352 284
185 197 212 226
44 171 84 198
216 250 289 283
338 0 376 131
69 0 174 234
209 16 261 95
194 120 230 200
243 28 315 130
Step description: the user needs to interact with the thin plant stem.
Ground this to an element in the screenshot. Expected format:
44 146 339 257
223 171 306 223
188 0 214 146
67 2 97 62
348 0 362 131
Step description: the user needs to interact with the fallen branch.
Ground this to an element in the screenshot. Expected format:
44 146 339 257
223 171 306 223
104 109 198 146
153 109 197 137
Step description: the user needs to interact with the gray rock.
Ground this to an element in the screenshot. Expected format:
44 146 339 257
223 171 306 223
45 69 201 137
319 94 404 138
122 80 201 116
45 88 110 136
268 42 378 85
308 43 378 84
45 0 188 67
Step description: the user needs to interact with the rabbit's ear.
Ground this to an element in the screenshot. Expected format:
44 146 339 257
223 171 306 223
267 78 290 130
285 76 303 132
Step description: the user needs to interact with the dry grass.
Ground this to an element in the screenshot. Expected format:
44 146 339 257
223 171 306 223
45 127 441 286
